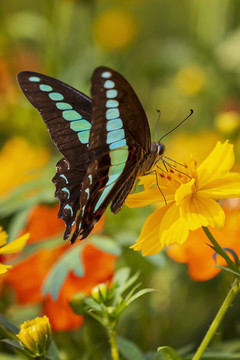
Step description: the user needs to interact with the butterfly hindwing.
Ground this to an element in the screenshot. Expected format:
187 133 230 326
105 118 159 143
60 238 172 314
70 153 139 241
52 158 86 240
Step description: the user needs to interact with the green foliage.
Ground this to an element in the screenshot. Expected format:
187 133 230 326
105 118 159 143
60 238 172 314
71 267 154 328
43 244 84 301
117 336 145 360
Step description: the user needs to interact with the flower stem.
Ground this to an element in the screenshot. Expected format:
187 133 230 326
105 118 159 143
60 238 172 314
107 326 120 360
202 226 239 273
192 278 239 360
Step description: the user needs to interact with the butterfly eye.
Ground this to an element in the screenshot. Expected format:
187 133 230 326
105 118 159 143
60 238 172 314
158 143 165 156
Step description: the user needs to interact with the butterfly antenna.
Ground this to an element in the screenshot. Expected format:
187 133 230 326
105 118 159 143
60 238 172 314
159 109 194 142
154 109 161 142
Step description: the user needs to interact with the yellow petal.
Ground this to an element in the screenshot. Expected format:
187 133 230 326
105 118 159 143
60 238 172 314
179 195 225 230
0 233 29 254
175 178 195 205
0 228 8 247
126 188 164 208
198 172 240 199
131 204 173 256
0 263 12 274
197 141 234 188
159 203 189 246
138 174 156 189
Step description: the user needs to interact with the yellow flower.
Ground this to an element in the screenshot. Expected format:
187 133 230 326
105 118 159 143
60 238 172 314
174 64 206 96
16 316 52 356
0 137 49 197
92 8 137 51
0 227 29 274
126 141 240 256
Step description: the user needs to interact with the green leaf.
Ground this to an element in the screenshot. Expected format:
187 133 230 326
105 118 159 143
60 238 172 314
43 244 84 300
114 268 139 295
7 209 30 242
90 235 122 256
157 346 183 360
1 339 22 350
215 265 240 278
127 288 155 305
45 341 61 360
0 177 54 217
0 315 19 335
15 236 63 263
117 336 145 360
0 161 56 218
84 297 104 312
113 268 131 286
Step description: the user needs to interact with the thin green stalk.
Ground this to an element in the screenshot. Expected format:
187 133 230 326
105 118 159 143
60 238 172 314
192 278 239 360
107 327 120 360
192 227 240 360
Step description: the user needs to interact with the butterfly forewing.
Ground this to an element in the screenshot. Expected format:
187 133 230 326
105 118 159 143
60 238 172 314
17 71 92 167
76 67 152 240
89 67 151 154
17 72 93 239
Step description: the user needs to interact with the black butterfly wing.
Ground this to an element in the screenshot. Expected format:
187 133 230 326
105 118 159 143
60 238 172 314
17 72 92 240
17 72 92 166
52 158 85 240
69 66 151 241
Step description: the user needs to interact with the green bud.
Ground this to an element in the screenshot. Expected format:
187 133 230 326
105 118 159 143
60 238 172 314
69 292 87 315
91 283 109 303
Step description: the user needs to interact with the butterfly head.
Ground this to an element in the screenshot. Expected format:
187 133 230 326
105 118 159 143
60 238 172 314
151 142 165 157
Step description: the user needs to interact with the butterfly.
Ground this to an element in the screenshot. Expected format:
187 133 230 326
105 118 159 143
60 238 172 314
17 67 165 243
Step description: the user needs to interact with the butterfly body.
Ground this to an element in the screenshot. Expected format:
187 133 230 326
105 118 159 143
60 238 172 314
17 67 164 243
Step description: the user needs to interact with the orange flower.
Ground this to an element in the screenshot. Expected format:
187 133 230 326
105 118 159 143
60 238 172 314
43 244 116 331
167 199 240 281
5 204 116 331
21 204 65 243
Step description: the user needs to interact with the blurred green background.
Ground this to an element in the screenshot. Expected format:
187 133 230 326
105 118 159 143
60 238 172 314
1 0 240 359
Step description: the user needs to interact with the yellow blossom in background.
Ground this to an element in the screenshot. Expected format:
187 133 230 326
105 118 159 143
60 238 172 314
0 137 49 197
215 111 240 136
92 8 137 51
126 141 240 256
0 227 29 274
166 131 222 163
174 64 206 96
17 315 52 356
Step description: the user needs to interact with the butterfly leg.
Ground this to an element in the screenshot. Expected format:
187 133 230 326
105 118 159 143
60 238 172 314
144 169 167 205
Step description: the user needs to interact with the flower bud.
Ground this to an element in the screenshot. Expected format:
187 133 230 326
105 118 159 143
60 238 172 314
69 292 87 315
16 315 52 356
91 283 109 303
